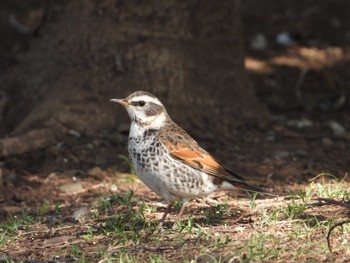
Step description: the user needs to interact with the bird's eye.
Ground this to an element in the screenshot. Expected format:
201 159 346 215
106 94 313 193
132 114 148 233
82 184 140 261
130 100 146 107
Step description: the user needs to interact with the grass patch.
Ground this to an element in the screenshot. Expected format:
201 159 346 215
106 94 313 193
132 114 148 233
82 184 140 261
2 174 350 261
0 213 37 246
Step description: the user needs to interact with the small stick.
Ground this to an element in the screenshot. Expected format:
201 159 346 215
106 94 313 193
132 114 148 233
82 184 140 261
327 220 350 252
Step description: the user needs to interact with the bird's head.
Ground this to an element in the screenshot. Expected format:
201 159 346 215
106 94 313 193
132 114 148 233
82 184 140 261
111 91 168 128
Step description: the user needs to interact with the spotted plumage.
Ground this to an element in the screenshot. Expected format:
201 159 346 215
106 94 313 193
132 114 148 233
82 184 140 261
111 91 269 222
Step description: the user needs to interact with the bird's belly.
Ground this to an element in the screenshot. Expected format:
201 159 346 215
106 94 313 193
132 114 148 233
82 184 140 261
129 146 219 202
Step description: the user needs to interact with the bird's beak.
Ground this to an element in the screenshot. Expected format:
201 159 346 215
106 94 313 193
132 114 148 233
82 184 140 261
110 98 129 107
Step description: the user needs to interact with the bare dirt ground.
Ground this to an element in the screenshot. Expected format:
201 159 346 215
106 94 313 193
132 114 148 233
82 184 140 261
1 0 350 262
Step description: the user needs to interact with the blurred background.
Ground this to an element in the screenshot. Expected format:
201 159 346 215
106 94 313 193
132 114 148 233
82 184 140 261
0 0 350 260
0 0 349 236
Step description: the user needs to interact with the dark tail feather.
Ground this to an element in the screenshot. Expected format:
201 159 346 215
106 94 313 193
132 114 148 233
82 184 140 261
223 167 277 196
234 181 277 197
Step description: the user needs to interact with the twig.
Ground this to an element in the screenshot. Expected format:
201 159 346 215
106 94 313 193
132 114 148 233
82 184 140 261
307 198 350 208
327 220 350 252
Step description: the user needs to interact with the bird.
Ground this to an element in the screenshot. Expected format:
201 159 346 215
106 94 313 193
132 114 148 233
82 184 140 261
110 91 270 223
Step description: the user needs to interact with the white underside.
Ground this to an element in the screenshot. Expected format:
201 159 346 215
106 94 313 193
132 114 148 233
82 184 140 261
127 117 236 203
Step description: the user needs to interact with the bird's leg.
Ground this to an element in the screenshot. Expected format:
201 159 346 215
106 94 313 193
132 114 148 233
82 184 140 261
145 202 174 239
144 203 173 240
172 201 189 229
177 201 188 219
158 202 174 228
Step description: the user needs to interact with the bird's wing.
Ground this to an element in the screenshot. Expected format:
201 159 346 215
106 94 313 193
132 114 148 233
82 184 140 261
159 124 266 193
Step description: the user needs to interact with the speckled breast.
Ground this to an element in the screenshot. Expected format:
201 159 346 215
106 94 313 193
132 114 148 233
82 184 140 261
127 131 217 202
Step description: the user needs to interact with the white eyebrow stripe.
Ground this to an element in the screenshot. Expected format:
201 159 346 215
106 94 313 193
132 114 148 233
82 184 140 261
129 95 162 105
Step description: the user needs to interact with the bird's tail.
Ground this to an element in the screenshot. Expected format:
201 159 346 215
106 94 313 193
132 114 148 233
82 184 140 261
237 181 277 197
220 166 277 196
218 167 276 196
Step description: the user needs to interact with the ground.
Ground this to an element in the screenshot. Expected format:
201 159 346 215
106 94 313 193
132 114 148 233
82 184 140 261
1 0 350 262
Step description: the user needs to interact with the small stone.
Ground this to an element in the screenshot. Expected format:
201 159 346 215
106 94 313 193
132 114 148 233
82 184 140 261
327 120 346 136
294 150 308 157
273 125 286 132
250 33 268 51
44 236 70 246
287 118 313 129
64 169 85 178
110 184 118 192
88 167 103 177
114 53 125 73
88 167 109 179
337 132 350 140
72 207 90 223
322 137 333 146
196 254 223 263
55 141 65 149
45 216 62 226
276 31 295 46
44 172 57 184
58 183 84 194
265 134 275 142
68 129 81 138
272 150 290 159
86 143 94 149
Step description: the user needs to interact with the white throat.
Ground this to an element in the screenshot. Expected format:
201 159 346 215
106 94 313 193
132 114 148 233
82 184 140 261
129 112 167 138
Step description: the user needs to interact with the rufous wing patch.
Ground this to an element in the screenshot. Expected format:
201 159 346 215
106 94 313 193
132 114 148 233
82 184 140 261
167 143 225 176
159 122 249 186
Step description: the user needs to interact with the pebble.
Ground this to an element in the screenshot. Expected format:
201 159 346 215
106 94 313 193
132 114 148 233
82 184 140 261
322 137 333 146
286 118 313 129
272 150 290 159
86 143 94 149
88 167 102 176
327 120 346 136
44 172 57 184
45 216 62 227
250 33 268 51
44 236 70 246
265 131 275 142
58 183 84 194
114 53 126 73
65 169 86 178
110 184 118 192
265 135 275 142
72 207 90 223
276 31 295 46
196 253 223 263
67 129 81 138
294 150 308 157
55 141 65 149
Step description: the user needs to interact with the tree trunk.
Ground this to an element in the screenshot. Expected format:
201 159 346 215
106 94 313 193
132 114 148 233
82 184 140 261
0 0 264 142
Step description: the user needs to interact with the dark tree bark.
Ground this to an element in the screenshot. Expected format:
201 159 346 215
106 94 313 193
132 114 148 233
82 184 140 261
0 0 265 144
